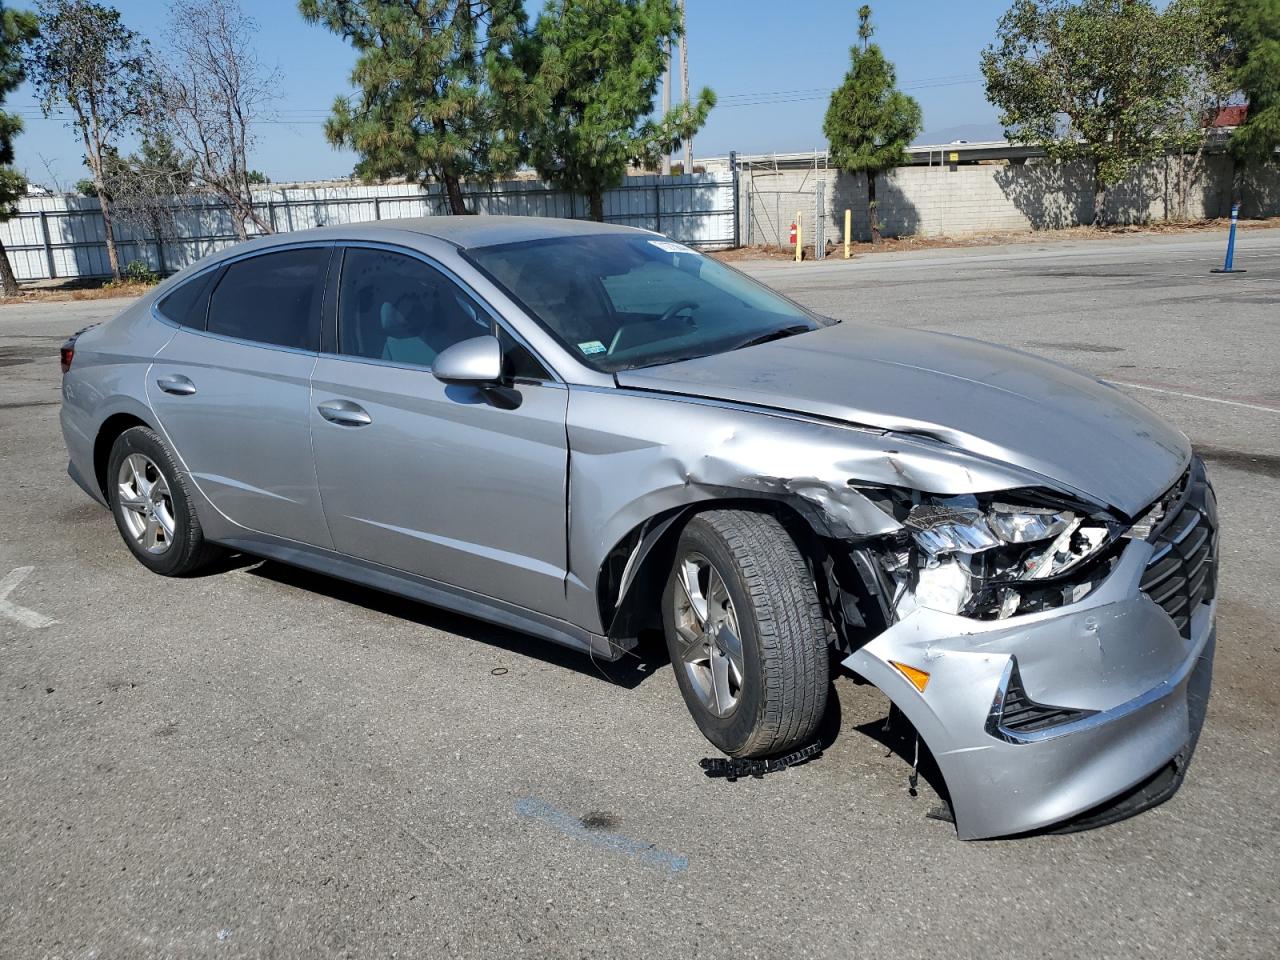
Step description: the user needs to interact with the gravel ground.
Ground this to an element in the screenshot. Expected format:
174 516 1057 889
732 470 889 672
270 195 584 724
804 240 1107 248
1 226 1277 960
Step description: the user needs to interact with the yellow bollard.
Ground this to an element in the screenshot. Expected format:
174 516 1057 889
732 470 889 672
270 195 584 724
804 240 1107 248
844 208 851 259
795 210 803 263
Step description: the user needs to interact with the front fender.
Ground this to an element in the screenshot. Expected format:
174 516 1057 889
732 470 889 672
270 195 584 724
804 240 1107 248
564 387 1045 633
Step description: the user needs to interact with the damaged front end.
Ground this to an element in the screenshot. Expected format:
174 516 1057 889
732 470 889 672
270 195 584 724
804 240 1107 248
567 382 1214 839
842 458 1218 840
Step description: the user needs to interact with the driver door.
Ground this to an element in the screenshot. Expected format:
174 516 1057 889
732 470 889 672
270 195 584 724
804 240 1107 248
309 245 570 619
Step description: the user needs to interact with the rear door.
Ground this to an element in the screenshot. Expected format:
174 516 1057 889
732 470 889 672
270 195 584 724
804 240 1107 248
309 244 569 618
148 245 335 548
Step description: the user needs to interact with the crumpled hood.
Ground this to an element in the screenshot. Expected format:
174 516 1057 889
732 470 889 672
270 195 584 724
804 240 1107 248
614 322 1189 517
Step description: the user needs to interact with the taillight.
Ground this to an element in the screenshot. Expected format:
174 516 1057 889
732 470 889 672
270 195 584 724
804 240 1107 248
60 323 98 375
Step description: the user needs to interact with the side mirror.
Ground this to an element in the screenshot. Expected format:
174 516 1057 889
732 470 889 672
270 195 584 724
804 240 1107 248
432 334 503 386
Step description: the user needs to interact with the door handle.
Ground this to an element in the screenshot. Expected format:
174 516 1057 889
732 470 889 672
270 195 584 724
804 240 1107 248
156 374 196 396
317 399 373 427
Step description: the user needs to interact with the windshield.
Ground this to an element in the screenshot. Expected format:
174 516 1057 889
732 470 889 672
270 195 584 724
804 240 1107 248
464 234 830 372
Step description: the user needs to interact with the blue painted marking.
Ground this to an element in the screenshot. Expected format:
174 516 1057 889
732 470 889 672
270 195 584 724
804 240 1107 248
515 797 689 874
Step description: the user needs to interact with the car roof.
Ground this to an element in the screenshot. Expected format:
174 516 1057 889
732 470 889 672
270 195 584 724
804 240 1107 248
225 215 647 253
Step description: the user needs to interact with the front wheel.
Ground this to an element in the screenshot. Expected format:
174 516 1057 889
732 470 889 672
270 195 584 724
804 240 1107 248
661 509 830 758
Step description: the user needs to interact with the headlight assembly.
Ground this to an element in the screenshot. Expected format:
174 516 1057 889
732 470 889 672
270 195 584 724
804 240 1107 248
891 493 1119 620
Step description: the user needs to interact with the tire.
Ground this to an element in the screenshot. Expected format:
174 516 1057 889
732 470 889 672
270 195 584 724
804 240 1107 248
661 509 830 758
106 426 222 576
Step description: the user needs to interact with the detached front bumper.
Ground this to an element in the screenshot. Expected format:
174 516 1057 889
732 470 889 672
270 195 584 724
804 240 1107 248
845 523 1217 840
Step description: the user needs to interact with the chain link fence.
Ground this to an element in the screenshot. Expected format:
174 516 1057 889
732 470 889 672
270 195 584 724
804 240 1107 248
740 155 829 258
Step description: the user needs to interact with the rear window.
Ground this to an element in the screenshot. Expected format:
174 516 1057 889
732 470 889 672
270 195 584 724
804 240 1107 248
157 268 217 329
207 248 329 350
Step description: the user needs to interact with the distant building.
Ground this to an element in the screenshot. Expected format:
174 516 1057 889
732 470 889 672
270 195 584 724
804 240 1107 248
1208 104 1247 130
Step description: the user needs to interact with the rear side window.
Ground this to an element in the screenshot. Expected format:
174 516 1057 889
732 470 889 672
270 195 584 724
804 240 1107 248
157 268 217 329
207 248 329 350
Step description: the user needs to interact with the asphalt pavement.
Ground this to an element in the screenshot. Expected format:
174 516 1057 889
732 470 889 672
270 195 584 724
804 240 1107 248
1 226 1277 959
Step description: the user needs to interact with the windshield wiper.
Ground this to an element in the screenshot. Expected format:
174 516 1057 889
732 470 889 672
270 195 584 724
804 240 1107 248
618 324 818 371
727 324 813 353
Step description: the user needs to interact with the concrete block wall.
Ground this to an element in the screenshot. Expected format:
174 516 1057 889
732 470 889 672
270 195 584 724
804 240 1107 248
743 155 1280 247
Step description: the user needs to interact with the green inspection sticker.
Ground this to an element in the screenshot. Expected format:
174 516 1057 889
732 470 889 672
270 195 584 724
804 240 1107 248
578 340 607 355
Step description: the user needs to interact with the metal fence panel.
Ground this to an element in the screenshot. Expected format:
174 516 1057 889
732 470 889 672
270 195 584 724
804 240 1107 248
0 173 737 283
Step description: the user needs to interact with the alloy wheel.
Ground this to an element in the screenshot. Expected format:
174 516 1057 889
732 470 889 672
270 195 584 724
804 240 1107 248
672 551 745 717
116 453 176 555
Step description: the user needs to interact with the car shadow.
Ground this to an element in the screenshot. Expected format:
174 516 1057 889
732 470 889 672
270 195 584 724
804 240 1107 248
852 701 951 811
191 551 263 577
227 557 912 771
243 558 662 690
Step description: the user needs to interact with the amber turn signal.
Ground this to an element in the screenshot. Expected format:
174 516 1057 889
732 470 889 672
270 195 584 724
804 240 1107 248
890 660 931 693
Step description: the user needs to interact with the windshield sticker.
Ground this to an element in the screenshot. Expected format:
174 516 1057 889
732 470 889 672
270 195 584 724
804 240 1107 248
577 340 607 356
649 240 694 255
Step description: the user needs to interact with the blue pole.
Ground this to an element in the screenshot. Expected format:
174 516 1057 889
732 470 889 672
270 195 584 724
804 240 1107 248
1212 203 1246 273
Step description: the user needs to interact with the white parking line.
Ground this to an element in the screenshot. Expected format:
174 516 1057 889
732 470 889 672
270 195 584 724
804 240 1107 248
0 566 57 629
1107 380 1280 415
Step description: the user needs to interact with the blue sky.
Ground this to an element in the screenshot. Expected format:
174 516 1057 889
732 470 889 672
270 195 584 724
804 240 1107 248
12 0 1013 189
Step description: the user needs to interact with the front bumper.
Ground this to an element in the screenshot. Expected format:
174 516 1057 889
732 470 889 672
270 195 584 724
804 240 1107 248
844 535 1217 840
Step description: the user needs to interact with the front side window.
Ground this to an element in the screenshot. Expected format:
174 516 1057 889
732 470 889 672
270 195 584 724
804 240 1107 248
206 248 328 350
465 235 829 372
337 248 493 369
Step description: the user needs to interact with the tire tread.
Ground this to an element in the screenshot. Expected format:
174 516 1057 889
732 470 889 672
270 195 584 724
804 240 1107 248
691 509 829 757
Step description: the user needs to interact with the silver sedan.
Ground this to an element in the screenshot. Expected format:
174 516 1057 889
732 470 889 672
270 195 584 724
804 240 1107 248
59 216 1217 839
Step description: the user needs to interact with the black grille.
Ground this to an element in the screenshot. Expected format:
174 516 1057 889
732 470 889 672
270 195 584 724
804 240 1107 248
999 666 1095 732
1140 458 1218 638
985 658 1097 740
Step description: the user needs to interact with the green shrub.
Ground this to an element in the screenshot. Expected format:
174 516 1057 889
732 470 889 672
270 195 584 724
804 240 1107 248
122 260 160 285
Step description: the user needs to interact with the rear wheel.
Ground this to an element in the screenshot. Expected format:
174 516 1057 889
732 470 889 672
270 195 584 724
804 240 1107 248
662 509 830 758
107 426 222 576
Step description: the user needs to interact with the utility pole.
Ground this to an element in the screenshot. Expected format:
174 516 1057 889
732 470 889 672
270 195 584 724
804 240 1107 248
679 0 690 173
661 35 671 176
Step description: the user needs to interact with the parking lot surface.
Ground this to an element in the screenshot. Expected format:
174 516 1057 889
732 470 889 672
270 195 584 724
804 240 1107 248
2 227 1278 959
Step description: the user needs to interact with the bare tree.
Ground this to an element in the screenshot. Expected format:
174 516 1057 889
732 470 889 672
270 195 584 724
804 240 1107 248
152 0 277 240
87 132 195 273
24 0 151 280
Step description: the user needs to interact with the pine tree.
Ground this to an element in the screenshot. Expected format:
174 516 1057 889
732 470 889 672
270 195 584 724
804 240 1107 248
525 0 715 222
299 0 530 215
0 2 37 295
823 5 921 244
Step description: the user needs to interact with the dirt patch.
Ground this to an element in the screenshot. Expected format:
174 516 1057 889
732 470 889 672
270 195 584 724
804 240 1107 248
713 233 1019 262
709 215 1280 263
1 280 155 305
